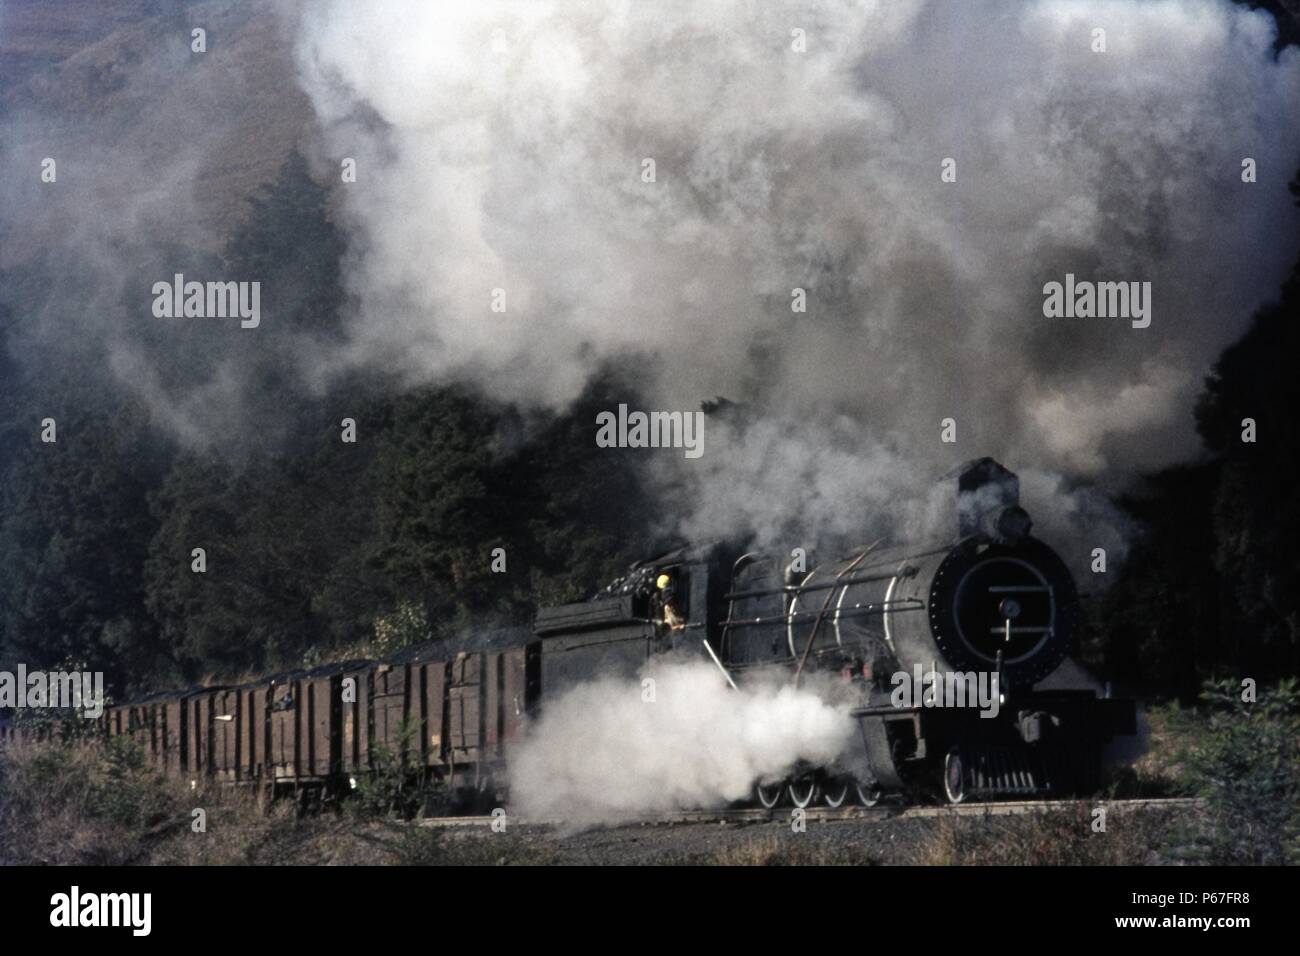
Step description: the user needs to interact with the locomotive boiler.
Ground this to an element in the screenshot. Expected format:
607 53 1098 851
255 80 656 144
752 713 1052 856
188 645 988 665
537 457 1136 806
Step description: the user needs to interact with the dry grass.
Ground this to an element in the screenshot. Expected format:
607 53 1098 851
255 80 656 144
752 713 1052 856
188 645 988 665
909 803 1182 866
0 737 554 865
2 738 178 864
356 823 559 866
683 806 1182 866
0 737 293 865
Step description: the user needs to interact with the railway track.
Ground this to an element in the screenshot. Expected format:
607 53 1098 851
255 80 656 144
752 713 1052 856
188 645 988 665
415 796 1202 828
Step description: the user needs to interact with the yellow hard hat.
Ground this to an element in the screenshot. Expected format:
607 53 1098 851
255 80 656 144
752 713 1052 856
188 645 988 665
656 573 672 590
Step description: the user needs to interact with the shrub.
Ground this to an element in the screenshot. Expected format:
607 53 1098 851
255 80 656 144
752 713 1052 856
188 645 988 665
1170 678 1300 864
0 734 184 864
350 717 441 818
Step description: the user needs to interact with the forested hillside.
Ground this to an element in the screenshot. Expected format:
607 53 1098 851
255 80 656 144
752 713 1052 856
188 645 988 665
1084 174 1300 699
0 152 655 694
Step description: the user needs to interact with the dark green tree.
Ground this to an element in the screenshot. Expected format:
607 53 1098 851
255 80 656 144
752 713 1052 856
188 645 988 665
1094 171 1300 692
1193 248 1300 681
0 403 168 691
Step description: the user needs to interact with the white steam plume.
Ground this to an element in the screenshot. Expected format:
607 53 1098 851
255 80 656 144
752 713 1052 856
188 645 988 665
508 659 858 821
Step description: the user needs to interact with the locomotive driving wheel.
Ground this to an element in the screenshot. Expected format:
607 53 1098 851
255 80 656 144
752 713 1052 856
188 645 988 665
788 775 821 809
943 748 969 804
755 781 784 809
854 781 883 807
823 777 850 808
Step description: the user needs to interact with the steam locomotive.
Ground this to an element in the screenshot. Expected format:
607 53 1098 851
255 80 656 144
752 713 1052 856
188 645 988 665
541 457 1136 807
0 458 1135 810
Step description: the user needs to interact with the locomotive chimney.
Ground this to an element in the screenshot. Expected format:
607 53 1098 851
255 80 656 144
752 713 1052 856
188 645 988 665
951 458 1032 543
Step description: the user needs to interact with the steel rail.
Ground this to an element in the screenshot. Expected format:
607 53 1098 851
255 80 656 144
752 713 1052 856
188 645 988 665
414 797 1203 828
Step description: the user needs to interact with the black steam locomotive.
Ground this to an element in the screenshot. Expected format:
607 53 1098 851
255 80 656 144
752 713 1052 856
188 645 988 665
1 458 1135 810
536 457 1136 807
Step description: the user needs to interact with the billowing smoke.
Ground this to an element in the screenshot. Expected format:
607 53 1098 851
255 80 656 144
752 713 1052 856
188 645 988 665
508 658 858 820
291 0 1300 551
5 1 1298 550
651 413 1133 579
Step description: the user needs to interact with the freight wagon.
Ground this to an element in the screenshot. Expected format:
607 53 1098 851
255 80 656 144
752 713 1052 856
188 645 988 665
11 631 540 808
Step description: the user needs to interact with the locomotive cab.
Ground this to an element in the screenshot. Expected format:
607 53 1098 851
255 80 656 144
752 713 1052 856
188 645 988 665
532 543 732 696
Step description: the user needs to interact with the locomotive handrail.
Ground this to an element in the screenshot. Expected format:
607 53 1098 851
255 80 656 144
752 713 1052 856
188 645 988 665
793 541 885 687
723 567 911 601
716 598 925 630
850 704 924 717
